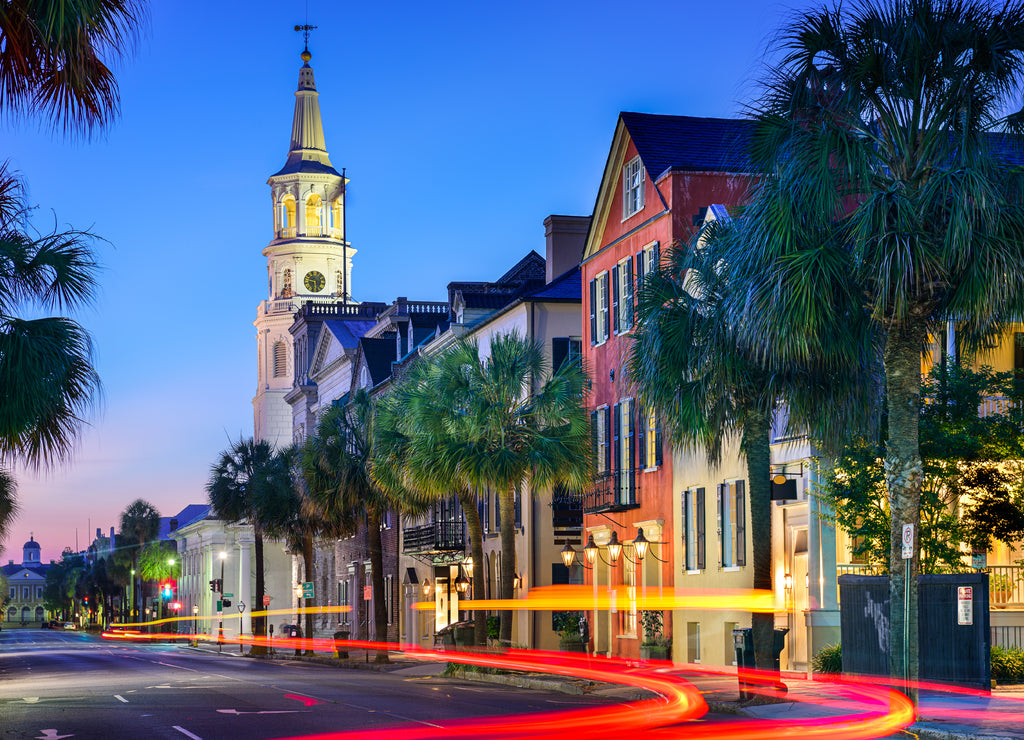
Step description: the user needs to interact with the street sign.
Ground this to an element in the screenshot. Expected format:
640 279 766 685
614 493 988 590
901 523 914 559
302 582 314 598
363 585 372 601
223 593 234 598
216 600 222 611
263 595 271 606
958 586 974 625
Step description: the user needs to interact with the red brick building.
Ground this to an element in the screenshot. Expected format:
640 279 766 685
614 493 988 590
579 113 753 659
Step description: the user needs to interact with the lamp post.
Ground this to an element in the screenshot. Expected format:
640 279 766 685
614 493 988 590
192 604 199 646
218 551 227 652
130 568 136 622
237 602 246 654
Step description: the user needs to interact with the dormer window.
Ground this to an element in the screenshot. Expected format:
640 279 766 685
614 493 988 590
622 155 645 219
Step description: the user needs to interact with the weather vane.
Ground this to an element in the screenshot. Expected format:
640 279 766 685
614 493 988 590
294 23 317 51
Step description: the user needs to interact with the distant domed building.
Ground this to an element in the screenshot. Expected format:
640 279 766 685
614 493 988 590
2 536 54 626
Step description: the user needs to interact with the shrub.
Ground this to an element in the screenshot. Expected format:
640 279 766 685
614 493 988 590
992 645 1024 684
812 643 842 675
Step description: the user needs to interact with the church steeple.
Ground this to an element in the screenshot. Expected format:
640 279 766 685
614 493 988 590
272 48 339 178
256 41 355 450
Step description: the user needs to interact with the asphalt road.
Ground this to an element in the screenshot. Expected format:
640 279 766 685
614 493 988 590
0 629 621 739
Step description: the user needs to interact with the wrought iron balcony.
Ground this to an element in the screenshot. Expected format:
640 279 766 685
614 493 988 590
582 469 639 513
402 520 466 554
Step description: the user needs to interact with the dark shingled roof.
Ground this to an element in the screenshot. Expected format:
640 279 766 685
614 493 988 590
270 158 342 178
524 265 581 302
619 112 755 179
323 320 377 350
359 337 397 387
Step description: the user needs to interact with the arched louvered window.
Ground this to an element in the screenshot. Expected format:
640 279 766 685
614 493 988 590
273 341 287 378
306 194 324 236
336 271 343 297
282 269 293 298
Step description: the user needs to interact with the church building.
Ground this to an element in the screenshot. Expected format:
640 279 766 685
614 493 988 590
254 45 355 449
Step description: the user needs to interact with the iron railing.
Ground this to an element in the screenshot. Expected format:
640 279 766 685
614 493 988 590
582 469 638 513
402 520 466 553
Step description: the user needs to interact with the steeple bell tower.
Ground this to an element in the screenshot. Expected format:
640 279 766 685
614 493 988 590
254 46 355 449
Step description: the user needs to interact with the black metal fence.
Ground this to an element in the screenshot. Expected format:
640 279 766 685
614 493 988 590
993 625 1024 650
402 520 465 553
839 573 991 688
581 469 638 512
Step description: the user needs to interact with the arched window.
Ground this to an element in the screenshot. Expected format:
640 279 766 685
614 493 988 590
306 194 324 236
273 341 287 378
282 269 293 298
336 270 344 297
332 199 342 235
281 196 296 237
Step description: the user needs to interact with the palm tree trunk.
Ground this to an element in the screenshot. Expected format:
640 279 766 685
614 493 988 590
251 525 267 656
367 509 390 663
303 533 314 652
457 489 487 647
884 324 924 693
498 487 516 647
742 408 775 672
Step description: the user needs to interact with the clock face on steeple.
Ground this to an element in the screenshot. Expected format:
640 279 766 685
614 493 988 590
303 270 325 292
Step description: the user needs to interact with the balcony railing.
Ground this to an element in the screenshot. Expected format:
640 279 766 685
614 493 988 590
582 469 638 513
402 520 466 554
276 227 346 241
989 565 1024 608
837 563 886 577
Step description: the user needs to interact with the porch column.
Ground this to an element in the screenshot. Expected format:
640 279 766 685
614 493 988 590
236 533 253 638
806 459 840 674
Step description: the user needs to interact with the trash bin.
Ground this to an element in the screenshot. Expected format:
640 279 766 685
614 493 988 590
333 630 350 659
732 627 789 700
436 624 456 649
452 621 475 648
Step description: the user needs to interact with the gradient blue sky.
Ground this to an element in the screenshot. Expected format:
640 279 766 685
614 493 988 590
2 0 820 564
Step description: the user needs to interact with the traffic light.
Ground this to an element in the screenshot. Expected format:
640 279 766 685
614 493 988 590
209 578 223 593
209 579 216 592
162 582 172 598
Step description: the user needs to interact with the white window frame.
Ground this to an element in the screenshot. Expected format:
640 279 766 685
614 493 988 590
596 272 609 344
596 405 608 475
617 257 634 331
622 155 645 219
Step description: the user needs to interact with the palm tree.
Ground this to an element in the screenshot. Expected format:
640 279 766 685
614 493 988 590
206 437 273 654
301 392 396 663
374 361 488 647
0 0 143 134
722 0 1024 684
119 498 159 618
252 444 328 652
629 230 875 672
0 466 17 549
425 333 592 647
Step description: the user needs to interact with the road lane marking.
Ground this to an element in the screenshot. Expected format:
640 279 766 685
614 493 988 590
114 695 128 703
216 709 307 715
153 661 198 672
35 730 72 739
172 727 201 740
22 697 40 703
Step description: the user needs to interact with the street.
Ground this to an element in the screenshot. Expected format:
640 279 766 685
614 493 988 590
0 629 623 739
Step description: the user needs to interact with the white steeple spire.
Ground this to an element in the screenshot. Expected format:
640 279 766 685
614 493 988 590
272 48 338 178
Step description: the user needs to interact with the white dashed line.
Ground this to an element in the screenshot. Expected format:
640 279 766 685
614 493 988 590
172 727 202 740
114 695 128 703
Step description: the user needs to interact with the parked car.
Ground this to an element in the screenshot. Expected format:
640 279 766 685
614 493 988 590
63 622 75 630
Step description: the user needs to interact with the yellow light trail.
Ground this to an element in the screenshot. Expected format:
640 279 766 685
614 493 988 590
411 585 779 612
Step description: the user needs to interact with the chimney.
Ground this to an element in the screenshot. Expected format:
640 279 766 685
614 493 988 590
169 518 178 533
543 215 590 284
96 527 101 539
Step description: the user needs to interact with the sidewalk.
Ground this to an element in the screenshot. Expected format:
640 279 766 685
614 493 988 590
180 642 1024 739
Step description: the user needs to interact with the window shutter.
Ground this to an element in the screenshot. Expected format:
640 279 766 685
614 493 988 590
637 404 647 469
612 402 621 475
604 406 612 473
681 490 689 568
602 276 611 341
624 259 634 327
589 280 597 345
514 489 522 528
651 241 660 270
552 337 569 373
654 409 663 466
696 487 706 570
717 484 725 567
635 251 645 286
736 480 746 567
622 403 630 470
611 264 620 334
591 409 598 466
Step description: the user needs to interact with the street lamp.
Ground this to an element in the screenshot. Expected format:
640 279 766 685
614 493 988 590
584 535 599 566
192 604 199 645
607 531 622 566
237 601 246 654
130 568 136 620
